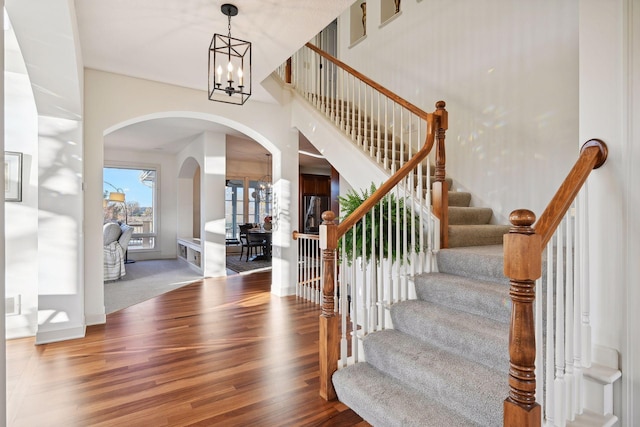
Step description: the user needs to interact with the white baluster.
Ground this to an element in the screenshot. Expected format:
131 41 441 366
565 211 575 421
535 276 544 422
384 97 389 170
573 192 584 413
376 92 381 164
378 196 385 329
340 237 348 367
580 185 591 368
316 238 322 304
350 226 359 363
361 214 369 337
555 221 566 427
546 237 555 425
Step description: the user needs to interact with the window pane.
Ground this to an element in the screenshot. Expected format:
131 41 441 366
225 179 243 239
104 167 156 250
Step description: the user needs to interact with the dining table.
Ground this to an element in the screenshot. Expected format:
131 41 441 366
247 229 272 261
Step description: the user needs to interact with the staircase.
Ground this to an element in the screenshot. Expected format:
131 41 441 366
284 43 618 426
333 245 509 426
445 186 510 248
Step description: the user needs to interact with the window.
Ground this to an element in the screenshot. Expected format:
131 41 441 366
225 178 271 240
225 179 244 239
103 166 157 251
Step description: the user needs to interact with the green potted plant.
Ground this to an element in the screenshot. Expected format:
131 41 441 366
338 183 421 265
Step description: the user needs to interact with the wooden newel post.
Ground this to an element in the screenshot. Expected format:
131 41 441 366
431 100 449 248
503 209 542 426
318 211 339 401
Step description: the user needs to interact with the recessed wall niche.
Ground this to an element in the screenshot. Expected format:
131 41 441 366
350 0 367 44
381 0 401 24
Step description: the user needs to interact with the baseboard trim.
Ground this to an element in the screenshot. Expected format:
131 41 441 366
35 325 86 345
86 313 107 326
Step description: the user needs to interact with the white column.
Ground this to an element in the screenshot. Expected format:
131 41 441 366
202 132 227 278
270 129 299 296
36 117 86 344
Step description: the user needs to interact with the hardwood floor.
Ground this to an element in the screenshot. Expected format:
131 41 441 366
7 271 368 426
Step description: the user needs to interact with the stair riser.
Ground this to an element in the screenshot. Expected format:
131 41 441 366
448 225 511 248
414 273 511 324
448 207 494 225
436 247 510 285
443 192 472 207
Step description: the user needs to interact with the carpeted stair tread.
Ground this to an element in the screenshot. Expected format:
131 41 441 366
362 329 505 426
448 224 510 247
333 362 480 427
391 299 509 372
448 206 494 225
437 245 509 285
414 272 510 323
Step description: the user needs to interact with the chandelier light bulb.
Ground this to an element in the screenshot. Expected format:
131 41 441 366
227 61 233 81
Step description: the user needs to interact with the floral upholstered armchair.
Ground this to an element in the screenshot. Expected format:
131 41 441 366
103 223 134 281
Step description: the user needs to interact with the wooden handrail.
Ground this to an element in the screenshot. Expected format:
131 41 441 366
305 42 432 121
534 139 608 246
335 101 447 239
503 138 608 427
292 231 320 241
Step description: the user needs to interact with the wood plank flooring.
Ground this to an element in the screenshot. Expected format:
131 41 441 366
7 271 369 426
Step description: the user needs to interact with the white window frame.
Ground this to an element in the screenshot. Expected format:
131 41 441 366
104 162 160 253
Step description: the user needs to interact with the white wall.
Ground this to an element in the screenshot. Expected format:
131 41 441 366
627 2 640 422
337 0 579 223
4 37 38 339
104 147 179 260
36 116 84 344
5 0 86 344
1 4 7 422
580 1 640 423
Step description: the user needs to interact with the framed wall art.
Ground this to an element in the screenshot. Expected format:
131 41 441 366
5 151 23 202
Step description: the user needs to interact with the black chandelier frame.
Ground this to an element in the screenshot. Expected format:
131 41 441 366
208 4 252 105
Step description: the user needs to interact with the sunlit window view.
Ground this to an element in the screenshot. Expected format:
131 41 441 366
225 178 271 240
103 167 157 250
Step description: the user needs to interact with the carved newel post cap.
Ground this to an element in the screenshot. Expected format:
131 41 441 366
321 211 336 223
435 100 446 109
509 209 536 227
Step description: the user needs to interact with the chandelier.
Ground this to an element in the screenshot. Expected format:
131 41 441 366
208 3 252 105
258 153 272 202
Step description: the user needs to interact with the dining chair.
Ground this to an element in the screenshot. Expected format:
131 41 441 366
245 232 267 261
238 224 254 260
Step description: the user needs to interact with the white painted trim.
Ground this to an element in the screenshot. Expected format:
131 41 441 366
35 325 86 345
86 313 106 326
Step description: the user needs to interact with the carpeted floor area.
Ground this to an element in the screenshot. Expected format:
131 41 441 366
104 259 204 314
225 254 272 273
104 256 272 314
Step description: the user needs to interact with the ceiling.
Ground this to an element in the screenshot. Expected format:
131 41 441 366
72 0 352 170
